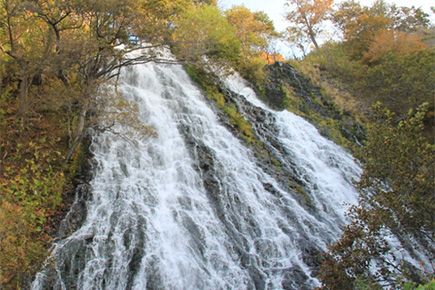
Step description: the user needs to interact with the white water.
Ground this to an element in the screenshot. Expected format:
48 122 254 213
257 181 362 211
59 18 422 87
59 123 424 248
224 74 361 227
33 61 361 290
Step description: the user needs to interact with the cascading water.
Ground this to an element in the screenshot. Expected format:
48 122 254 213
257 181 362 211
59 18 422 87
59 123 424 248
223 73 361 229
32 58 362 290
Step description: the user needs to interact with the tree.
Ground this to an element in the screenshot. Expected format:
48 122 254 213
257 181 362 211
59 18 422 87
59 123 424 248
355 103 435 236
0 1 280 288
332 0 392 56
0 0 54 118
225 5 277 56
331 0 430 57
171 4 241 65
358 49 435 120
361 30 426 65
285 0 333 51
50 0 171 160
1 0 199 161
318 103 435 289
297 0 432 121
388 5 430 32
137 0 194 42
2 0 265 162
224 5 280 80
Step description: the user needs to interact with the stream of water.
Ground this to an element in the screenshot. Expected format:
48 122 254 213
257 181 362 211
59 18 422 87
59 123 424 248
32 60 361 290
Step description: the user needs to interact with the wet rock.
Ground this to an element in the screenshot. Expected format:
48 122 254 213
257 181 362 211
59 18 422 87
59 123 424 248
34 238 92 289
281 265 312 290
257 62 365 144
250 266 266 290
300 243 323 277
57 184 90 239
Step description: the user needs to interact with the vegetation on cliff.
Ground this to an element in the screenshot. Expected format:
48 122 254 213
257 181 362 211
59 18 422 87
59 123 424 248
317 104 434 289
282 0 434 288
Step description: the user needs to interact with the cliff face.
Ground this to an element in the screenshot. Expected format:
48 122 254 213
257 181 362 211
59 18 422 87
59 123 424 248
254 62 365 148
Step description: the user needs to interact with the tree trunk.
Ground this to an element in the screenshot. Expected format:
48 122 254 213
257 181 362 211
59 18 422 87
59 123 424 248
308 27 319 50
302 15 319 50
66 106 87 162
66 132 85 162
18 68 29 118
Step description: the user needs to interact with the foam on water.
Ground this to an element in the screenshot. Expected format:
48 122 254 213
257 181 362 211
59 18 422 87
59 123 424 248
32 61 362 290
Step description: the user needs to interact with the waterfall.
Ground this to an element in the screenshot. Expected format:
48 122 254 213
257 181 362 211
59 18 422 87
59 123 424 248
32 60 361 290
224 73 360 230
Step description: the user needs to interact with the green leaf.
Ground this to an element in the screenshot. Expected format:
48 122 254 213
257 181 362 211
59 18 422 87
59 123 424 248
33 179 41 186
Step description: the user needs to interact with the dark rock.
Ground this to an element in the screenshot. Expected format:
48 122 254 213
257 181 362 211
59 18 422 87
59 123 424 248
257 62 365 145
300 242 323 277
57 184 89 239
281 266 311 290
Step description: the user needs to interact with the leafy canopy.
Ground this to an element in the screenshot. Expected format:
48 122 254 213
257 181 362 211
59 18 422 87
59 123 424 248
318 103 435 289
285 0 334 53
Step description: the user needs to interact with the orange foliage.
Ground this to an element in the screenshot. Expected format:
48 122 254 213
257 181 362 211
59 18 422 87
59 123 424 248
225 5 277 54
261 51 286 64
362 30 427 64
285 0 334 49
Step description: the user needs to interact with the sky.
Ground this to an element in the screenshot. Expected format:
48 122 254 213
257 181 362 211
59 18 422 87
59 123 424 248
218 0 434 57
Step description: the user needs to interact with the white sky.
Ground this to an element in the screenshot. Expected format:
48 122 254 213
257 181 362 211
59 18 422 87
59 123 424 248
218 0 434 57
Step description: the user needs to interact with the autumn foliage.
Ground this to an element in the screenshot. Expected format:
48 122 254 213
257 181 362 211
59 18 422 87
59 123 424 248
286 0 434 288
261 51 286 64
318 104 435 289
0 92 68 288
285 0 333 54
